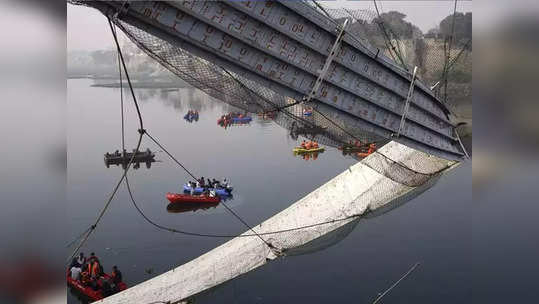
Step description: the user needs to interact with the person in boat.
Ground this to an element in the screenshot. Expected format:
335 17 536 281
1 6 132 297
187 181 195 195
115 150 120 156
77 252 86 267
305 141 313 149
70 264 82 281
70 256 81 269
86 252 100 266
101 277 113 297
111 266 122 286
85 252 102 284
87 261 101 290
199 177 206 188
300 140 306 149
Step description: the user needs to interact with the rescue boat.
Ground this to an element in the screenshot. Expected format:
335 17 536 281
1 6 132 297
67 272 127 302
166 192 221 204
293 147 325 154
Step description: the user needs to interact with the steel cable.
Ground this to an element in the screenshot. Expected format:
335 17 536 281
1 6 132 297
66 17 145 264
124 172 364 239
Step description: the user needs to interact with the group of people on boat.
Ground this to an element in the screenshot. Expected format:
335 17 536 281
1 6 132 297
105 148 153 159
105 150 124 158
300 140 320 150
68 252 123 297
184 110 199 122
340 140 377 157
186 177 231 196
218 112 251 127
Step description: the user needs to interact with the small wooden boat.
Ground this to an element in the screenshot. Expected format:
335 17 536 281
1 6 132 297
104 148 155 168
166 192 221 204
67 272 127 302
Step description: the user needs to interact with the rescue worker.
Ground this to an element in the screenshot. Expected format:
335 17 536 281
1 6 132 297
199 177 206 188
86 252 99 265
89 258 101 279
101 278 113 297
111 266 123 285
70 264 82 281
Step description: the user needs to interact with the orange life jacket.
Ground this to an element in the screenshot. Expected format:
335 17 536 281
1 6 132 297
90 261 100 277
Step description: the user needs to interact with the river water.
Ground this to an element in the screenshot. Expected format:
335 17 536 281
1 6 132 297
67 79 471 303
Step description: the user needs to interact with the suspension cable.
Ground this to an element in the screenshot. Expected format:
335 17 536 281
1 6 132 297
66 17 145 264
116 25 125 154
373 0 408 70
124 173 363 238
110 18 144 132
144 131 198 181
65 225 93 248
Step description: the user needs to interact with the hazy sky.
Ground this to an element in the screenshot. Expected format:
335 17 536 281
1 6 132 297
67 1 472 51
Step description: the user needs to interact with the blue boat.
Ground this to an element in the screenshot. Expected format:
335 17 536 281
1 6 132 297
231 116 251 123
183 184 232 196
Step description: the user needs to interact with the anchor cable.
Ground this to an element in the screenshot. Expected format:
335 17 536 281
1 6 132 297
66 17 145 264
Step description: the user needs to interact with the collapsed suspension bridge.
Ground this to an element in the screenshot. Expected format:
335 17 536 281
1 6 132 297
67 1 468 303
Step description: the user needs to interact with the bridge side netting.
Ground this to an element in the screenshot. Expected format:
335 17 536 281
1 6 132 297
113 17 454 187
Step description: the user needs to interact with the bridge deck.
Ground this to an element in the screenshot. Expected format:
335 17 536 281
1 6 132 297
78 0 465 160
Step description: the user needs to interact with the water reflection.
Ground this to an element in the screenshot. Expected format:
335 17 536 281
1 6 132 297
183 110 199 123
166 202 219 214
293 151 323 161
68 78 360 303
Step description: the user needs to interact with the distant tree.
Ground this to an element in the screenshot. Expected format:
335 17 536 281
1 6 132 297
374 11 422 40
439 12 472 43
